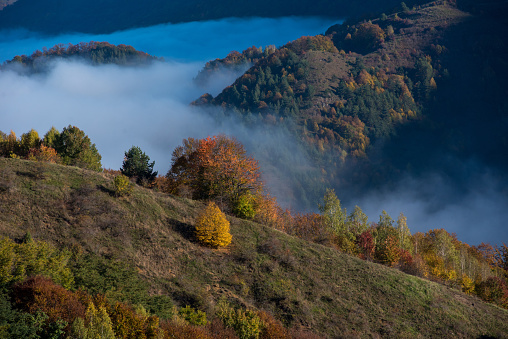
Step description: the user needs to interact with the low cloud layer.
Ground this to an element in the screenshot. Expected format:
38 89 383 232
1 16 337 171
353 166 508 246
1 17 506 246
1 60 216 171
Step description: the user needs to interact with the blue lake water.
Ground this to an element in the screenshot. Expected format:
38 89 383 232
0 17 340 63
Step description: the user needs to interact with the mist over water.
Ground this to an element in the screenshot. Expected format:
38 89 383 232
0 16 339 62
0 16 506 246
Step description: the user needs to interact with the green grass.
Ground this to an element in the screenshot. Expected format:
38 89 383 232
0 157 507 337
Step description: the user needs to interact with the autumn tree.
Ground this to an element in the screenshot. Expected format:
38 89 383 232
396 213 412 253
319 189 357 253
357 230 375 260
347 205 369 236
232 192 256 219
351 22 386 53
252 193 288 231
27 145 60 163
43 126 60 148
19 129 41 157
121 146 157 185
0 130 20 157
376 234 401 266
166 137 201 196
167 135 263 209
11 276 85 325
289 213 327 244
195 202 232 248
82 302 115 339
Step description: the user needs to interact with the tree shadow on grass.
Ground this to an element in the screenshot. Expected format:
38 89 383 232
97 184 115 196
168 218 195 242
16 171 37 179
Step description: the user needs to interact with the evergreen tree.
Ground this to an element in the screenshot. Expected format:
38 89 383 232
43 126 60 148
121 146 157 185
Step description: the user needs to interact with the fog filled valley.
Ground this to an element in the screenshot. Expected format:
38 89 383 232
0 1 508 337
2 16 507 246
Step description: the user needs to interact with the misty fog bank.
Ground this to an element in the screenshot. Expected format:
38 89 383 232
353 164 508 246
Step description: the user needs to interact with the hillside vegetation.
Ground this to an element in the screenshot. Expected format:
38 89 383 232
0 157 507 338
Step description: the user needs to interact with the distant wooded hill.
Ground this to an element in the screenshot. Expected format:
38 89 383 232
0 0 427 34
0 0 16 10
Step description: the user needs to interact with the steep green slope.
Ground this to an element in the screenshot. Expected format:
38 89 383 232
0 158 507 338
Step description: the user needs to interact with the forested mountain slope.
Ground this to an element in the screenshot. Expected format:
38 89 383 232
0 0 428 34
196 0 508 206
0 157 507 338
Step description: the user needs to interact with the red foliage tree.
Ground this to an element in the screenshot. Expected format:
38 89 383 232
357 230 375 261
167 135 263 209
476 276 508 308
11 276 86 326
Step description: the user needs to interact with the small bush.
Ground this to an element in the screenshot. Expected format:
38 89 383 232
178 306 207 326
233 193 256 219
216 299 263 339
113 174 133 197
195 202 232 248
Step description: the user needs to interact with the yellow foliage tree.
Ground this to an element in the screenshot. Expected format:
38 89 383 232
195 202 232 248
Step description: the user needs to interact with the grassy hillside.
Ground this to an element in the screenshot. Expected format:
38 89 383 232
0 157 507 337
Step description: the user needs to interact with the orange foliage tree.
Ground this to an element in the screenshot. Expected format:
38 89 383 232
167 135 263 210
27 145 60 163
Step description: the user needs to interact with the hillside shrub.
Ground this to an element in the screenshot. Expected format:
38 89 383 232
195 202 232 248
0 236 74 289
11 276 85 325
476 277 508 307
178 305 207 326
113 174 133 197
216 300 263 339
233 193 256 219
257 310 289 339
